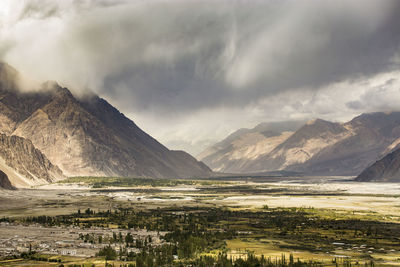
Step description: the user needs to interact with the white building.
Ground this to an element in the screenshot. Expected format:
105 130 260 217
60 249 77 256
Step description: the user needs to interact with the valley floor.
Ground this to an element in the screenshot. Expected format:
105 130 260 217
1 176 400 266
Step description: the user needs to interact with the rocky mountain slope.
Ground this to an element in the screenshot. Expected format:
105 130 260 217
197 121 304 172
0 133 64 188
0 170 15 189
0 62 211 179
199 113 400 176
356 148 400 182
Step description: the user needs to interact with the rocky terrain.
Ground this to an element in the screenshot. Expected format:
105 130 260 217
0 133 63 188
356 147 400 182
199 112 400 176
0 170 14 189
0 62 211 181
197 121 304 172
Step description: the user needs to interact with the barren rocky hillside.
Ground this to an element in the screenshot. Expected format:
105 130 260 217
199 113 400 176
0 62 211 180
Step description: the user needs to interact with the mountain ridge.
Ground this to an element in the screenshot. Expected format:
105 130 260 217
197 121 305 172
199 112 400 176
356 147 400 182
0 62 212 182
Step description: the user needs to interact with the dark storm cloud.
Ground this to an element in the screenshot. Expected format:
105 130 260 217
1 0 400 153
346 101 364 110
55 0 400 114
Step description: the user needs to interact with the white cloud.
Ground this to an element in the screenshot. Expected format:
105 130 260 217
0 0 399 154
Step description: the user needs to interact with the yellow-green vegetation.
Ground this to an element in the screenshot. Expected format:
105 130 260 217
59 176 228 188
265 207 400 223
2 177 400 266
3 205 400 266
0 256 132 266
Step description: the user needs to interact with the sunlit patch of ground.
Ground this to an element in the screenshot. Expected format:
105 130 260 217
226 239 334 263
214 195 400 217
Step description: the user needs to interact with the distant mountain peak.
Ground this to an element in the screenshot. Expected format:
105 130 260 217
305 118 333 125
197 120 305 172
306 118 321 125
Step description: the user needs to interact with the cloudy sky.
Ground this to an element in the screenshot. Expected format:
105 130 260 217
1 0 400 155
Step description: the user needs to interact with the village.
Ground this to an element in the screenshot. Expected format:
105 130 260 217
2 178 400 266
0 221 165 258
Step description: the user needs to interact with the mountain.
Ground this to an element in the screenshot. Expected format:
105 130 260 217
199 113 400 176
0 133 64 188
0 62 211 179
356 148 400 182
197 121 304 172
0 170 15 189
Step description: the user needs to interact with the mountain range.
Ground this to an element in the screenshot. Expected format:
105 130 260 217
197 121 305 173
0 62 211 188
198 112 400 177
2 61 400 188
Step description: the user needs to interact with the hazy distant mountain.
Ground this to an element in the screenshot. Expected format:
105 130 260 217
356 148 400 182
199 113 400 176
197 121 305 172
0 62 211 180
288 112 400 175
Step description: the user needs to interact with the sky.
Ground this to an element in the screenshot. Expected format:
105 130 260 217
0 0 400 155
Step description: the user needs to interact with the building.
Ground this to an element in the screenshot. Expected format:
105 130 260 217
60 249 77 256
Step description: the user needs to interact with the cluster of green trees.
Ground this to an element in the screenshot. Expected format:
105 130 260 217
23 215 74 226
19 206 400 254
96 248 371 267
0 217 12 222
193 252 321 267
97 245 118 260
13 206 396 266
20 251 61 263
78 231 150 247
93 221 235 263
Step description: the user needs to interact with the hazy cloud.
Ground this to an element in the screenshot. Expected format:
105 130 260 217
0 0 400 154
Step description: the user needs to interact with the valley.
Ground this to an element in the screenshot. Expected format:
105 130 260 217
1 1 400 266
1 177 400 266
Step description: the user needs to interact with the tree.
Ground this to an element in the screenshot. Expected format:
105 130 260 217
97 245 117 260
125 233 134 245
85 208 92 215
